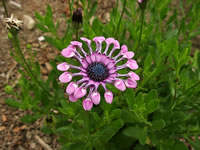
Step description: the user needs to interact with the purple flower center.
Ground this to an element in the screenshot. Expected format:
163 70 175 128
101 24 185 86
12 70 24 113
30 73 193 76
87 62 109 81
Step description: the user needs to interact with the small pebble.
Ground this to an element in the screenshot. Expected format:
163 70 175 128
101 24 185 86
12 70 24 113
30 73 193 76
38 36 45 42
23 15 35 30
9 1 22 8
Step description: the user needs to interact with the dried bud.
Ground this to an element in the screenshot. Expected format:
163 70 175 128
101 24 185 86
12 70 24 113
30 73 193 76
138 0 147 10
5 14 23 31
72 8 82 29
45 115 56 126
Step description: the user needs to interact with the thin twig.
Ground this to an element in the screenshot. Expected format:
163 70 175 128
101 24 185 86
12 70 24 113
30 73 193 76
35 135 53 150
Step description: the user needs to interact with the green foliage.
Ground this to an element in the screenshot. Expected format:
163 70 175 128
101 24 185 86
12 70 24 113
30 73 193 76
5 0 200 149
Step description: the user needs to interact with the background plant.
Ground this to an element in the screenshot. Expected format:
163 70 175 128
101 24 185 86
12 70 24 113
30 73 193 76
5 0 200 149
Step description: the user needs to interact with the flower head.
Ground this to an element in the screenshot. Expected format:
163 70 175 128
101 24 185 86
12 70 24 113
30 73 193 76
5 14 23 30
57 37 139 111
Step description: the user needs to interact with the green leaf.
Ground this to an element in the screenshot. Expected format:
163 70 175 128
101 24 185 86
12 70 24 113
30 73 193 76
92 119 124 144
57 126 73 138
35 12 45 24
152 119 165 130
125 88 135 109
87 1 98 20
61 142 87 150
5 98 21 108
144 54 152 72
36 23 49 32
144 89 158 102
135 92 144 106
197 52 200 70
20 114 41 124
174 141 188 150
44 36 63 50
110 109 121 120
121 109 138 123
122 125 147 145
146 99 159 113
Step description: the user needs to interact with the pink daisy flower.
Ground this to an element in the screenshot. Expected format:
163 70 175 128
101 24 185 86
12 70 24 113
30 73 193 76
57 37 140 111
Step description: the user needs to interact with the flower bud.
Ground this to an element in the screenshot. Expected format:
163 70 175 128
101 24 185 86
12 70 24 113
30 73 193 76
138 0 147 10
72 8 82 29
4 85 13 94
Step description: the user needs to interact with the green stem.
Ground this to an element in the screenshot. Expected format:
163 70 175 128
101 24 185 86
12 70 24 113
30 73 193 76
2 0 9 17
115 0 127 36
76 28 79 41
68 0 72 16
136 9 145 55
12 33 51 97
77 0 80 7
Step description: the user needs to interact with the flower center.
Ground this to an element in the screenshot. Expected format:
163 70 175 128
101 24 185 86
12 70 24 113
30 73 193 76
87 62 109 81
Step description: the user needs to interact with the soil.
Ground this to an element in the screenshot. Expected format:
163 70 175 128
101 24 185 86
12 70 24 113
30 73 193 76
0 0 199 150
0 0 115 149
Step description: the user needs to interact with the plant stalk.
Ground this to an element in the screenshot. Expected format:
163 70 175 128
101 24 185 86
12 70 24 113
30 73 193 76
115 0 127 36
136 9 145 55
12 33 51 97
2 0 9 17
76 28 79 41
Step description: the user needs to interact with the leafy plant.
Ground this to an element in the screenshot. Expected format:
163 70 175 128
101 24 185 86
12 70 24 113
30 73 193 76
5 0 200 149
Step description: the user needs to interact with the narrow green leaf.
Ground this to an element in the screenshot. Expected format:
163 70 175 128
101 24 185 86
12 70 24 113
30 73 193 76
5 98 21 108
20 114 41 124
36 23 49 32
88 1 98 20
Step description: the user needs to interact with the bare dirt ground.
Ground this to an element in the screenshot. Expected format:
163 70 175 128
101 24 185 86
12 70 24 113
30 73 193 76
0 0 115 149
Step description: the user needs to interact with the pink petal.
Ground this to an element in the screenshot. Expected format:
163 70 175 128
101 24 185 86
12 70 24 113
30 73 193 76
138 0 143 3
71 41 82 48
113 40 120 49
57 62 70 71
104 91 113 104
107 61 115 69
83 98 93 111
93 36 105 43
81 59 88 69
96 53 102 62
128 71 140 80
121 45 128 54
66 82 78 95
109 68 116 74
114 79 126 91
91 53 96 62
125 78 137 88
80 37 91 45
91 91 100 105
103 57 112 65
69 94 78 102
61 47 75 58
126 59 139 70
123 52 135 59
73 87 87 99
86 55 92 64
59 72 72 83
105 38 115 45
